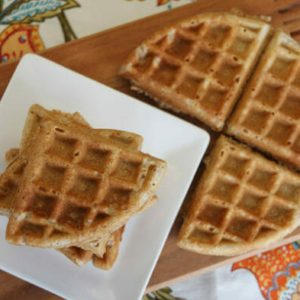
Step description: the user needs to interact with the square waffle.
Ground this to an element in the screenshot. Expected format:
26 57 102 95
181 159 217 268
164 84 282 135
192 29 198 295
177 135 300 256
6 119 166 248
226 30 300 170
119 12 272 131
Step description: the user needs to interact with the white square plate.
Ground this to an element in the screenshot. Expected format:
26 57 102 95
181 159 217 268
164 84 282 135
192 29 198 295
0 54 210 300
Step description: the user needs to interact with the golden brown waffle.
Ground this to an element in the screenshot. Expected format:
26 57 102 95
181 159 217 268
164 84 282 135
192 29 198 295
177 135 300 256
119 12 272 131
0 105 93 218
58 246 93 268
93 225 125 271
5 149 19 164
59 194 158 268
226 30 300 171
6 120 166 248
77 194 157 257
1 124 148 267
0 157 26 217
19 104 91 153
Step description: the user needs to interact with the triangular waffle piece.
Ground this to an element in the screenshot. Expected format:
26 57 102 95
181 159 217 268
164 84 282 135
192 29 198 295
120 13 272 131
226 30 300 171
177 135 300 256
6 120 166 248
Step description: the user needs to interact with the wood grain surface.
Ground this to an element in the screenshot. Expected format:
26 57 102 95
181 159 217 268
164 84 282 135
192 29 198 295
1 0 300 299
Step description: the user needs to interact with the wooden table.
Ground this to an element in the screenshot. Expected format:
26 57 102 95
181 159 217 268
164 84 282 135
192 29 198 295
1 0 300 298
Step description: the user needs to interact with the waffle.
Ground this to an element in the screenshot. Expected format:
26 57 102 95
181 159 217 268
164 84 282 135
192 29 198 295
0 105 93 218
19 104 91 153
58 246 93 268
5 148 19 164
93 225 125 271
59 194 157 268
226 30 300 171
119 12 272 131
5 119 166 248
77 194 157 256
1 120 150 267
177 135 300 255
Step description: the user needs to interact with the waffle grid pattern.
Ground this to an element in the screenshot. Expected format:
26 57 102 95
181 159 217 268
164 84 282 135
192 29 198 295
178 136 300 255
7 121 165 247
227 30 300 170
121 13 271 130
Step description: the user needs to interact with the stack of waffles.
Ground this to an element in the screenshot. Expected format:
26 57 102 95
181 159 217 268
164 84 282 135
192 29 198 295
0 104 167 269
120 12 300 255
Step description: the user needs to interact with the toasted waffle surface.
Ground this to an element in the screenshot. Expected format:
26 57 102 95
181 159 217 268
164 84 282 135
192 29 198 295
177 135 300 256
226 30 300 170
6 120 166 248
77 194 157 257
120 13 272 131
1 111 148 267
20 104 91 153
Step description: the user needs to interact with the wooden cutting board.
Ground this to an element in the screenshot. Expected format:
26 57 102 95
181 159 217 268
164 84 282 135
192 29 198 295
1 0 300 299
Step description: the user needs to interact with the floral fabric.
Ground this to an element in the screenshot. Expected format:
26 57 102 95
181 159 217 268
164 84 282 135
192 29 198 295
0 1 299 300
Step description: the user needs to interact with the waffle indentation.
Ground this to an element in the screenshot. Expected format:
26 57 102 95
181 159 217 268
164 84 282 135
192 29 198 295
228 36 253 59
276 182 300 204
48 136 76 161
38 165 66 189
152 61 179 86
134 53 155 71
28 194 56 218
166 34 194 59
248 168 276 191
112 159 141 182
203 25 231 46
209 178 238 203
242 109 270 134
220 155 249 178
191 49 217 72
102 188 131 206
18 222 45 238
198 204 228 228
269 57 295 80
291 135 300 153
266 122 294 144
279 93 300 119
190 228 217 244
80 148 110 173
227 217 256 240
69 176 100 200
256 83 282 107
265 205 293 226
201 86 227 111
215 62 241 85
240 193 267 217
176 76 203 99
59 205 89 230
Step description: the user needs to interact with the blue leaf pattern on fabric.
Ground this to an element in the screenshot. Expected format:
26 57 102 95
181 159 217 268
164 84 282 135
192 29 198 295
0 0 66 23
